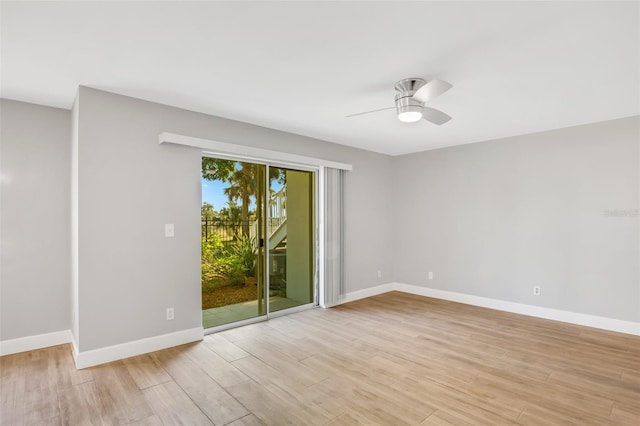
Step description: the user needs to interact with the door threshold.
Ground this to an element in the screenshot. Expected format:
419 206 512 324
204 315 268 335
203 304 316 335
268 303 315 319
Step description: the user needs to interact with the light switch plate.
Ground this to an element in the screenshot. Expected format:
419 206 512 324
165 224 175 237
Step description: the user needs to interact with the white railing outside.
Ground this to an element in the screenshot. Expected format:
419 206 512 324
269 186 287 236
250 185 287 249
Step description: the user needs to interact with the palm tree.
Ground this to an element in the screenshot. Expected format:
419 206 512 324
224 162 257 237
202 158 286 237
201 202 216 221
218 202 241 224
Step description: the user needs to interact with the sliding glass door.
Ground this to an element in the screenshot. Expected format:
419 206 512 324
201 159 267 328
201 157 315 330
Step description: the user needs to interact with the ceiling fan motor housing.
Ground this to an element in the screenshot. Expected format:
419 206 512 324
395 78 426 121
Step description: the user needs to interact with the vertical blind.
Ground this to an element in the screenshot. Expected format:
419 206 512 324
323 167 344 307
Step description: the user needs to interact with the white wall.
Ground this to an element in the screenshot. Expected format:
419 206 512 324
74 87 394 352
1 99 71 340
392 116 639 322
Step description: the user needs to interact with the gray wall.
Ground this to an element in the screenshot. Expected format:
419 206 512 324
392 116 639 322
1 99 71 340
5 86 635 352
75 87 394 351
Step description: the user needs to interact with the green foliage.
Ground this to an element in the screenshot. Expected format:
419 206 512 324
202 158 286 238
202 232 224 258
203 158 255 237
209 255 246 287
201 233 225 289
218 202 242 224
270 167 286 186
202 158 236 182
201 202 217 221
229 235 256 276
201 157 265 288
201 232 255 291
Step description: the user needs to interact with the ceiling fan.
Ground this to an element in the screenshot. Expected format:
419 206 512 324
347 78 453 125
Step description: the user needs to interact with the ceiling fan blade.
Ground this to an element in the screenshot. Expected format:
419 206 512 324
412 79 452 104
345 106 395 118
422 107 452 125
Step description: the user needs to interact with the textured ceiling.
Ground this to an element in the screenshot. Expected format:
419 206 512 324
1 1 638 155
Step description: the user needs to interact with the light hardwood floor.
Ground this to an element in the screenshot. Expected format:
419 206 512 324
2 291 639 425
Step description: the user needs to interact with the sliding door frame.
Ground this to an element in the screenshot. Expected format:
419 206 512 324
201 153 319 334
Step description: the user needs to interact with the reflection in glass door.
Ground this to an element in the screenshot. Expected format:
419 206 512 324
201 158 266 329
268 167 315 313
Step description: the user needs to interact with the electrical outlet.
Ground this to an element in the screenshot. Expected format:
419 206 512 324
166 307 175 320
377 270 382 279
428 271 434 280
533 286 541 296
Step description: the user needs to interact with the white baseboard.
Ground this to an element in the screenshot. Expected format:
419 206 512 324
73 327 204 369
5 284 636 363
341 283 395 303
0 329 73 356
343 283 640 336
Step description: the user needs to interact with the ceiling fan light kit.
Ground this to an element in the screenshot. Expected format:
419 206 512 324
395 78 427 123
348 77 453 125
397 107 423 123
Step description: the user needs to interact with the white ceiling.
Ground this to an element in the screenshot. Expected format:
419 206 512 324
1 1 638 156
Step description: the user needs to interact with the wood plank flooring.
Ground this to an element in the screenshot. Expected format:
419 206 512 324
2 291 639 425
